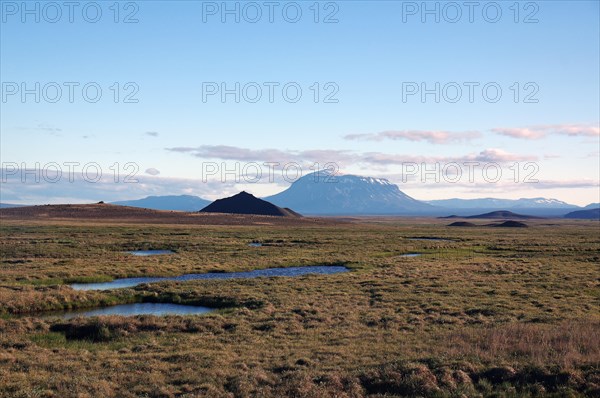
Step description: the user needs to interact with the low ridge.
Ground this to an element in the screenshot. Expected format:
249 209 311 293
465 210 540 220
563 208 600 220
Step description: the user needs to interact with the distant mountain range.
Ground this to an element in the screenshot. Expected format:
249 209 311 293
7 172 595 217
564 208 600 220
0 203 23 209
264 172 432 215
426 197 578 209
111 195 210 212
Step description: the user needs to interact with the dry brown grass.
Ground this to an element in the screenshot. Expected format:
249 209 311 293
0 216 598 397
442 321 600 369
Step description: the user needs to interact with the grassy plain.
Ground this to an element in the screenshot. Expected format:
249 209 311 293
0 213 599 397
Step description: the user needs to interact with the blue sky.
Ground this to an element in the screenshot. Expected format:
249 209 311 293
1 0 599 205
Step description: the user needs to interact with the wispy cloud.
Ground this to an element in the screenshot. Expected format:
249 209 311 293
398 178 599 191
167 146 358 164
492 123 600 140
167 146 295 162
145 131 159 137
344 130 481 144
167 145 537 167
470 148 535 163
0 170 242 204
145 168 160 176
343 123 599 143
16 123 62 134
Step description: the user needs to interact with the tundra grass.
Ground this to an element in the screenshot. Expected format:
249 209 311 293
0 219 598 397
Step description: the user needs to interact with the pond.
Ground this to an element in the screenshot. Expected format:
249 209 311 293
127 250 174 256
248 243 263 247
44 303 214 319
71 266 350 291
399 253 421 258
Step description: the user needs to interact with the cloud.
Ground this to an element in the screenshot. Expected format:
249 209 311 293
530 179 600 189
0 169 242 204
492 124 600 140
145 168 160 176
342 123 598 143
16 123 62 134
344 130 481 144
167 145 537 170
361 148 536 166
585 151 599 158
36 124 62 133
145 131 159 137
492 127 545 139
166 146 358 164
470 148 536 163
396 178 599 191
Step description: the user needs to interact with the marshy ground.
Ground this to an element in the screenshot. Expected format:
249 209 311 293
0 215 598 397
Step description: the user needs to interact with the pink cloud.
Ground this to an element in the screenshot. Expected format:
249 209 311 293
167 145 538 170
470 148 537 163
344 130 481 144
492 124 599 139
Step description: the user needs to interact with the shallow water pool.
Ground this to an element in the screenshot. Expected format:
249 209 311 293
71 266 349 291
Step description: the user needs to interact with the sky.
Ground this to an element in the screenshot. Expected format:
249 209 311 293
1 0 599 205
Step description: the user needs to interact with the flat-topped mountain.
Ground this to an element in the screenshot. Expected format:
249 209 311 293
200 192 301 217
265 171 432 215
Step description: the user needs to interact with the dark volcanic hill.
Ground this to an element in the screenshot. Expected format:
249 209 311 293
465 210 540 220
489 220 529 228
564 208 600 220
265 171 432 215
200 192 300 217
447 221 477 227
